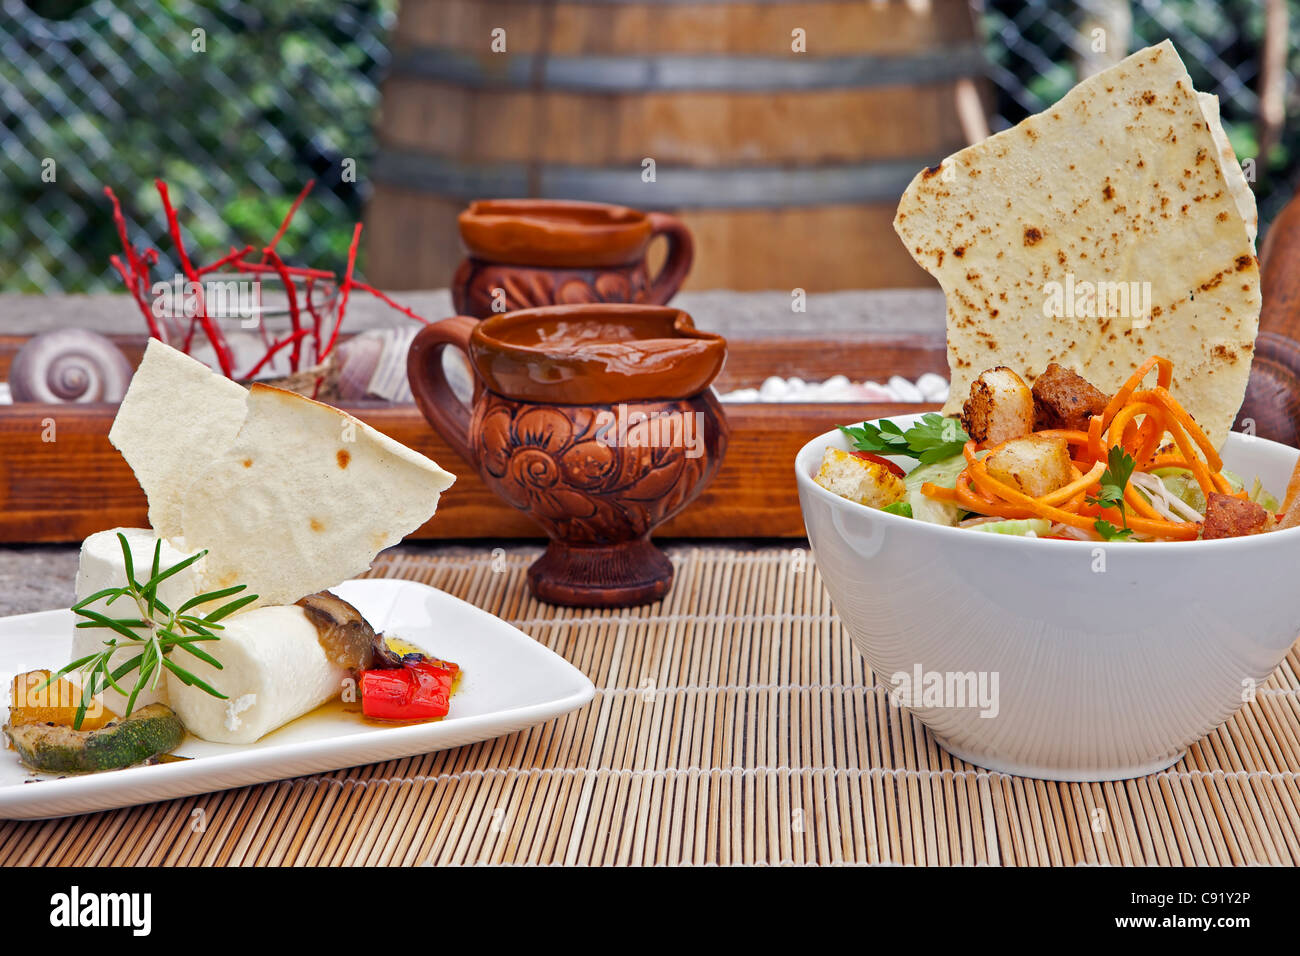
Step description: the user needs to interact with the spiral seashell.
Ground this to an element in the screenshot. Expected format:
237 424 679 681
8 329 134 403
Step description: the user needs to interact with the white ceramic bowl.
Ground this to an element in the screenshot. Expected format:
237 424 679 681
796 415 1300 781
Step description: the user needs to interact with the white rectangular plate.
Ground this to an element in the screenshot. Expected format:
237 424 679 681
0 578 595 820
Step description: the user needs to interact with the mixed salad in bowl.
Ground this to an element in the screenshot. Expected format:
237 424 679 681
815 355 1295 543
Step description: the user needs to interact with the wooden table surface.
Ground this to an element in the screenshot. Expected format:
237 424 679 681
6 545 1300 866
0 542 505 617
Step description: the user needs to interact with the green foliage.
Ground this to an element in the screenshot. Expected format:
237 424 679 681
0 0 398 291
840 413 971 465
3 0 1296 293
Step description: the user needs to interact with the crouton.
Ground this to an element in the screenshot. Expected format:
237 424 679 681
1031 362 1110 431
962 367 1034 445
984 435 1073 498
814 447 907 510
1202 493 1274 539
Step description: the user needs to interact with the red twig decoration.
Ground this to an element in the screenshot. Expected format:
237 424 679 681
109 253 162 340
155 179 233 378
106 180 430 382
351 281 430 325
243 327 315 380
104 188 159 336
197 244 255 277
324 223 363 363
264 179 315 259
262 248 303 371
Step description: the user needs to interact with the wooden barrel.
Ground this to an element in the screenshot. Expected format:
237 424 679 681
365 0 985 291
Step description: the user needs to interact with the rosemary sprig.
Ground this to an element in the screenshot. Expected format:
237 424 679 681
44 533 258 729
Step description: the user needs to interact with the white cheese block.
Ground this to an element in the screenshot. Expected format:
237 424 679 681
164 605 348 744
69 528 202 715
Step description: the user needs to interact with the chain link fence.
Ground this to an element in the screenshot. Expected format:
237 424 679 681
0 0 396 293
979 0 1297 225
0 0 1294 293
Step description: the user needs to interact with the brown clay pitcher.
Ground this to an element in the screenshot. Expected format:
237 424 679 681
451 200 694 317
408 304 728 608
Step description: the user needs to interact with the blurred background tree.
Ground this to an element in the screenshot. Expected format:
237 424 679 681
0 0 1294 292
0 0 397 291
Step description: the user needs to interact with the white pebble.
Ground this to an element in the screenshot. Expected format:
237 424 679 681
782 382 809 401
853 383 896 402
888 375 924 403
715 372 952 405
758 376 788 401
916 372 950 402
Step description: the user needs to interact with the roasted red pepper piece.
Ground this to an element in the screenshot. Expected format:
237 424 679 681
360 658 458 721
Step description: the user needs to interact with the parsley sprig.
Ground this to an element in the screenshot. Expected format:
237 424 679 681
839 413 970 465
1087 446 1138 541
43 533 257 729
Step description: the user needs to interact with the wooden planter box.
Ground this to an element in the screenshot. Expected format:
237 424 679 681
0 332 946 542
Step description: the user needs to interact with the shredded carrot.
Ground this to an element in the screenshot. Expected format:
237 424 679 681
907 355 1245 541
1098 355 1172 434
965 459 1098 531
1133 413 1166 466
1134 388 1222 471
1159 415 1218 499
920 482 959 502
1105 400 1163 451
968 457 1199 538
1120 418 1140 450
1037 461 1104 507
1087 414 1106 463
952 472 1039 520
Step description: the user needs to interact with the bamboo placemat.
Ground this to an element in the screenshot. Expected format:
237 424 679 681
4 545 1300 866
